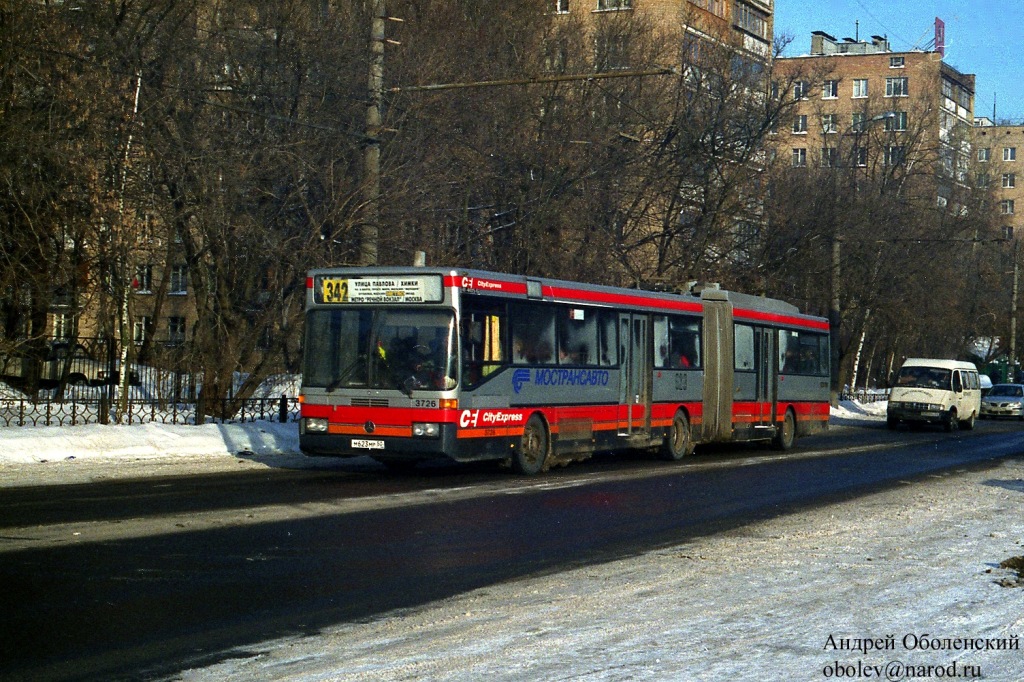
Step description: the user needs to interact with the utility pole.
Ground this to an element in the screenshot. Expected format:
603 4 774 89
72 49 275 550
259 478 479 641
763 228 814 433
830 235 842 405
1012 238 1020 377
361 0 385 266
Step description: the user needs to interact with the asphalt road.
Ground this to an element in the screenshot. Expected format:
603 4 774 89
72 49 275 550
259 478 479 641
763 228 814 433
3 419 1024 682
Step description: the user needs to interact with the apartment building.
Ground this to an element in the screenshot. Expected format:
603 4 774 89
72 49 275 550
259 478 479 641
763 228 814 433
552 0 773 69
974 120 1024 240
774 31 975 206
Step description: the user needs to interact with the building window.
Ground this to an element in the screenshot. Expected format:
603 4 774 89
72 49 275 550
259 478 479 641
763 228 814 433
555 0 569 12
794 81 809 99
596 0 631 9
890 56 905 68
885 111 908 131
885 145 905 166
133 316 151 345
852 146 868 167
851 112 866 132
1004 173 1016 189
821 114 838 134
792 114 807 134
693 0 726 17
852 79 868 98
885 77 908 97
733 1 767 39
1004 226 1015 240
979 148 991 162
822 80 839 99
1001 200 1016 215
543 40 568 72
134 264 153 293
595 33 630 70
169 265 188 294
1005 147 1017 161
51 313 72 340
792 148 807 167
977 173 990 188
820 147 839 167
168 317 186 345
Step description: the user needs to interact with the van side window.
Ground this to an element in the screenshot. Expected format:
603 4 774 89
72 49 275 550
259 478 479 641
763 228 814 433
952 371 963 392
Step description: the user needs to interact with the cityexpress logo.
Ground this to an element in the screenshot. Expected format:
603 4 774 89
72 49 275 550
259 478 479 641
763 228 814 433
459 410 525 428
512 368 610 394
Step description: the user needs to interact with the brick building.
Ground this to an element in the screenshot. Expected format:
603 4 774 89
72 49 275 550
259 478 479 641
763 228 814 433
551 0 773 70
773 30 975 207
973 120 1024 241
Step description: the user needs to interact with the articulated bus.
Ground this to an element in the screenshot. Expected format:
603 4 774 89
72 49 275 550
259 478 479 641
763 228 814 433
299 267 830 474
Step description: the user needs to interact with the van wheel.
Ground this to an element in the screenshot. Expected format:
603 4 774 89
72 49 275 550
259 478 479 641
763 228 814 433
659 410 693 461
944 408 958 432
960 412 976 431
514 414 549 476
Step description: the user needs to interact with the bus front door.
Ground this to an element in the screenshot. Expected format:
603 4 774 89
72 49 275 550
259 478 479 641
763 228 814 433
618 313 651 438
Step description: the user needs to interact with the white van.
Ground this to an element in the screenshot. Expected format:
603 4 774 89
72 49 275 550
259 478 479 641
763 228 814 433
886 358 981 432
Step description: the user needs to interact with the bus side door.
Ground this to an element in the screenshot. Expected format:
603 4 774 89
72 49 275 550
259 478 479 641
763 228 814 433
755 326 777 430
618 312 651 437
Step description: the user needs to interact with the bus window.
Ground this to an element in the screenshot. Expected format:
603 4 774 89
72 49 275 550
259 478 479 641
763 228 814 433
669 316 701 369
654 316 669 368
735 324 755 371
779 329 828 375
462 300 507 389
598 310 618 366
511 303 556 364
558 308 597 365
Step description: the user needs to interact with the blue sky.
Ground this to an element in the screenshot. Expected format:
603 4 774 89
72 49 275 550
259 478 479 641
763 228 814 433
773 0 1022 122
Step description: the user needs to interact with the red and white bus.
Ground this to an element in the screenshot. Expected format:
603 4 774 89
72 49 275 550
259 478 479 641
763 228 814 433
299 267 830 474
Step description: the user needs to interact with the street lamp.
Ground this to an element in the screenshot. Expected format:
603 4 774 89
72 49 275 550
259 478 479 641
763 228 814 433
829 111 896 404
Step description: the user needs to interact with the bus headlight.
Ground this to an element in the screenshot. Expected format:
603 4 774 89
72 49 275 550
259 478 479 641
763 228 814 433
412 422 440 438
305 417 329 433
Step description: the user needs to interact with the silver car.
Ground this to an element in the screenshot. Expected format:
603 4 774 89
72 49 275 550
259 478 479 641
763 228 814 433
980 383 1024 419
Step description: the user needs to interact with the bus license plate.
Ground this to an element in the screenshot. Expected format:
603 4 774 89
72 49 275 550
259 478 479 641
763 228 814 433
352 438 384 450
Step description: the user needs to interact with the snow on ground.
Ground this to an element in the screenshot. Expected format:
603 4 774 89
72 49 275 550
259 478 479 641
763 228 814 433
176 458 1024 682
4 400 1024 681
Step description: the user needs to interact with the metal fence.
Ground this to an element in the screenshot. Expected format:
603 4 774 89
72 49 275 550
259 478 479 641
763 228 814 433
1 337 302 428
841 388 891 403
0 393 300 428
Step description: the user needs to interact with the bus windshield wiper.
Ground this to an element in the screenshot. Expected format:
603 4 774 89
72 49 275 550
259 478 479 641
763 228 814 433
325 357 363 393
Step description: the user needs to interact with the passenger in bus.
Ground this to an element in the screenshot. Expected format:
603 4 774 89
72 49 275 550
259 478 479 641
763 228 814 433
528 340 553 364
559 345 583 365
783 347 799 374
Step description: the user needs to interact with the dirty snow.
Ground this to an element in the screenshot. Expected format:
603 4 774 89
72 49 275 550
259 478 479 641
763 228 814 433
4 399 1024 681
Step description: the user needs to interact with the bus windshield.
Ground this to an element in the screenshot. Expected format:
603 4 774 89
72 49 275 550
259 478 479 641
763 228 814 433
303 308 457 394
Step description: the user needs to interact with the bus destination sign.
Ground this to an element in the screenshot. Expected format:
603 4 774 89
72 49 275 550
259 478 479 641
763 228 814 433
317 275 443 304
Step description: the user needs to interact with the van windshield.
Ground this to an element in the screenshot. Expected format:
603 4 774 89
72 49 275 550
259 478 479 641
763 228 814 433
895 366 951 390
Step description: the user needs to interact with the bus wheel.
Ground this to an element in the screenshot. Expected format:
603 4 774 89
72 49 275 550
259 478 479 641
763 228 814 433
514 414 549 476
659 410 693 461
960 412 976 431
773 409 796 451
944 408 958 432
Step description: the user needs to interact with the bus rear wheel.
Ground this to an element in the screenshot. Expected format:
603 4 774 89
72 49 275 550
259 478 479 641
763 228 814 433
773 409 796 451
514 414 549 476
659 410 693 461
